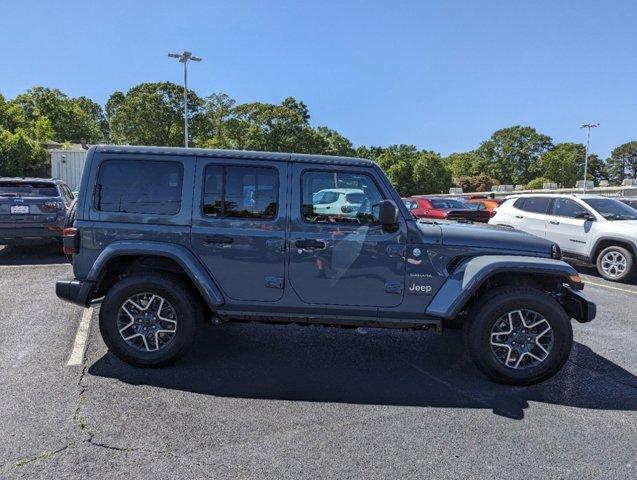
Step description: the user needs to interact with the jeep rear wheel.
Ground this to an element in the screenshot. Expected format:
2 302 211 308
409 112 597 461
596 245 635 282
99 273 202 367
465 287 572 385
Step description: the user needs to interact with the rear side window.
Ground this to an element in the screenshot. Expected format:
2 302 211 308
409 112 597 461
0 181 59 197
514 197 550 214
96 160 183 215
203 165 278 219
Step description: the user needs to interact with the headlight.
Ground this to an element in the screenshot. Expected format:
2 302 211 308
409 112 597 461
551 243 562 260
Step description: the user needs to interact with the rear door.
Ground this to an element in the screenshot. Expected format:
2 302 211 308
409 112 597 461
547 198 592 256
510 197 550 237
288 164 406 307
190 158 287 303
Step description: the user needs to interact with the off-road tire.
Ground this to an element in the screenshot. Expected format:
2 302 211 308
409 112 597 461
464 286 572 386
99 273 202 367
596 245 635 283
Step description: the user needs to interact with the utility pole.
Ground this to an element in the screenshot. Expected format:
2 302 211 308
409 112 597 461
580 123 599 193
168 51 202 148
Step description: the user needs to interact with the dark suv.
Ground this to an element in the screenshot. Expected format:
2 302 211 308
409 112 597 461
0 177 75 246
56 146 595 385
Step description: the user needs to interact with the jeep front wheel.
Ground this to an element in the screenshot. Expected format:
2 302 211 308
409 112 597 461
99 273 202 367
465 287 572 385
596 245 635 282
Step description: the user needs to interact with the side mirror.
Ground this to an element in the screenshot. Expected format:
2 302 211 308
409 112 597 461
375 200 399 228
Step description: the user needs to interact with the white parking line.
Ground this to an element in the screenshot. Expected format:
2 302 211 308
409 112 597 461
0 263 67 269
581 276 637 295
67 307 93 366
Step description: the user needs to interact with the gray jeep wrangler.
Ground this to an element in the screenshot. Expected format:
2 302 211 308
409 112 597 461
56 146 595 385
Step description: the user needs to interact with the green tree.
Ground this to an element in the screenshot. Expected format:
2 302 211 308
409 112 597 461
532 143 583 188
375 145 420 195
11 87 103 143
75 96 109 141
445 151 485 178
108 82 203 146
606 141 637 184
413 151 452 195
453 173 500 192
476 126 553 185
0 128 49 177
526 177 554 190
225 98 316 153
375 145 451 195
312 127 355 156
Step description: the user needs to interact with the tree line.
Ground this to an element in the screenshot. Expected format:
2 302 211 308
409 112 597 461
1 84 636 195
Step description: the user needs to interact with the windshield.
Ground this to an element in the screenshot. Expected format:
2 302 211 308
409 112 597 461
431 199 466 209
583 198 637 220
0 181 59 197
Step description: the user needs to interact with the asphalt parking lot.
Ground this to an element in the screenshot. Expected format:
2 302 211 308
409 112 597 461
0 244 635 479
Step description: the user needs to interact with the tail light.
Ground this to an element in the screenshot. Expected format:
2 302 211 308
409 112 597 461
63 228 79 255
41 201 66 212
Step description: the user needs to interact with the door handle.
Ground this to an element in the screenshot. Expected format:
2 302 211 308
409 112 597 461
515 215 524 219
204 235 234 244
549 220 560 225
295 239 326 249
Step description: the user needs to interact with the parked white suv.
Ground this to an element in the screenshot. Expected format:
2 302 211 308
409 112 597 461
490 194 637 282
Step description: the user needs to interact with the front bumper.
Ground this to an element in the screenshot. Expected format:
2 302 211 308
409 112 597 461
559 286 596 323
56 280 95 308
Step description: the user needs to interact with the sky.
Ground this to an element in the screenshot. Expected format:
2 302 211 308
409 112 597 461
1 0 635 158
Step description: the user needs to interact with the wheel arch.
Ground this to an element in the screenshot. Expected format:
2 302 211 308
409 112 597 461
426 255 579 320
87 241 225 311
591 237 637 262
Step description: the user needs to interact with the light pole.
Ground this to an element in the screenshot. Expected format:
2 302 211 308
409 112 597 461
168 51 202 148
580 123 599 193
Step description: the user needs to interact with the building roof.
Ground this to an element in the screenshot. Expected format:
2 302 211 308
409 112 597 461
92 145 374 167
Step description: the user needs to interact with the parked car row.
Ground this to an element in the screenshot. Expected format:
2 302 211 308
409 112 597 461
490 194 637 283
0 177 76 248
401 195 500 223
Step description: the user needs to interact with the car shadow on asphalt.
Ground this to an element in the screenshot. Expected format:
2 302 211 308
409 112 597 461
88 323 637 420
0 244 68 265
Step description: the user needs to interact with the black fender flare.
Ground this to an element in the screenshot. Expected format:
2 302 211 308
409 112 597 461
425 255 579 319
87 240 225 308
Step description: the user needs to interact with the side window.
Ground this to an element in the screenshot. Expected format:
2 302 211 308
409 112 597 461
553 198 588 218
96 160 183 215
202 165 278 220
302 170 383 224
517 197 550 214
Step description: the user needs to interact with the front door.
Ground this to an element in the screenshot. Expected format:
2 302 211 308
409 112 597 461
288 164 406 307
190 158 287 302
547 198 592 256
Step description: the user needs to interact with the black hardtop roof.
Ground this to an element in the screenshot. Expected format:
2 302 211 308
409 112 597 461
93 145 375 167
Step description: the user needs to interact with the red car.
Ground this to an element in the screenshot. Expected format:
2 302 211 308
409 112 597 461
402 196 491 223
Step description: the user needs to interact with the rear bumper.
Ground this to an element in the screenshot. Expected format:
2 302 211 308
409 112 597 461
56 280 95 308
559 286 596 323
0 226 63 244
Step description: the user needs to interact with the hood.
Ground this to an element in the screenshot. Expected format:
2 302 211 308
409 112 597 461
604 219 637 232
417 221 555 256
